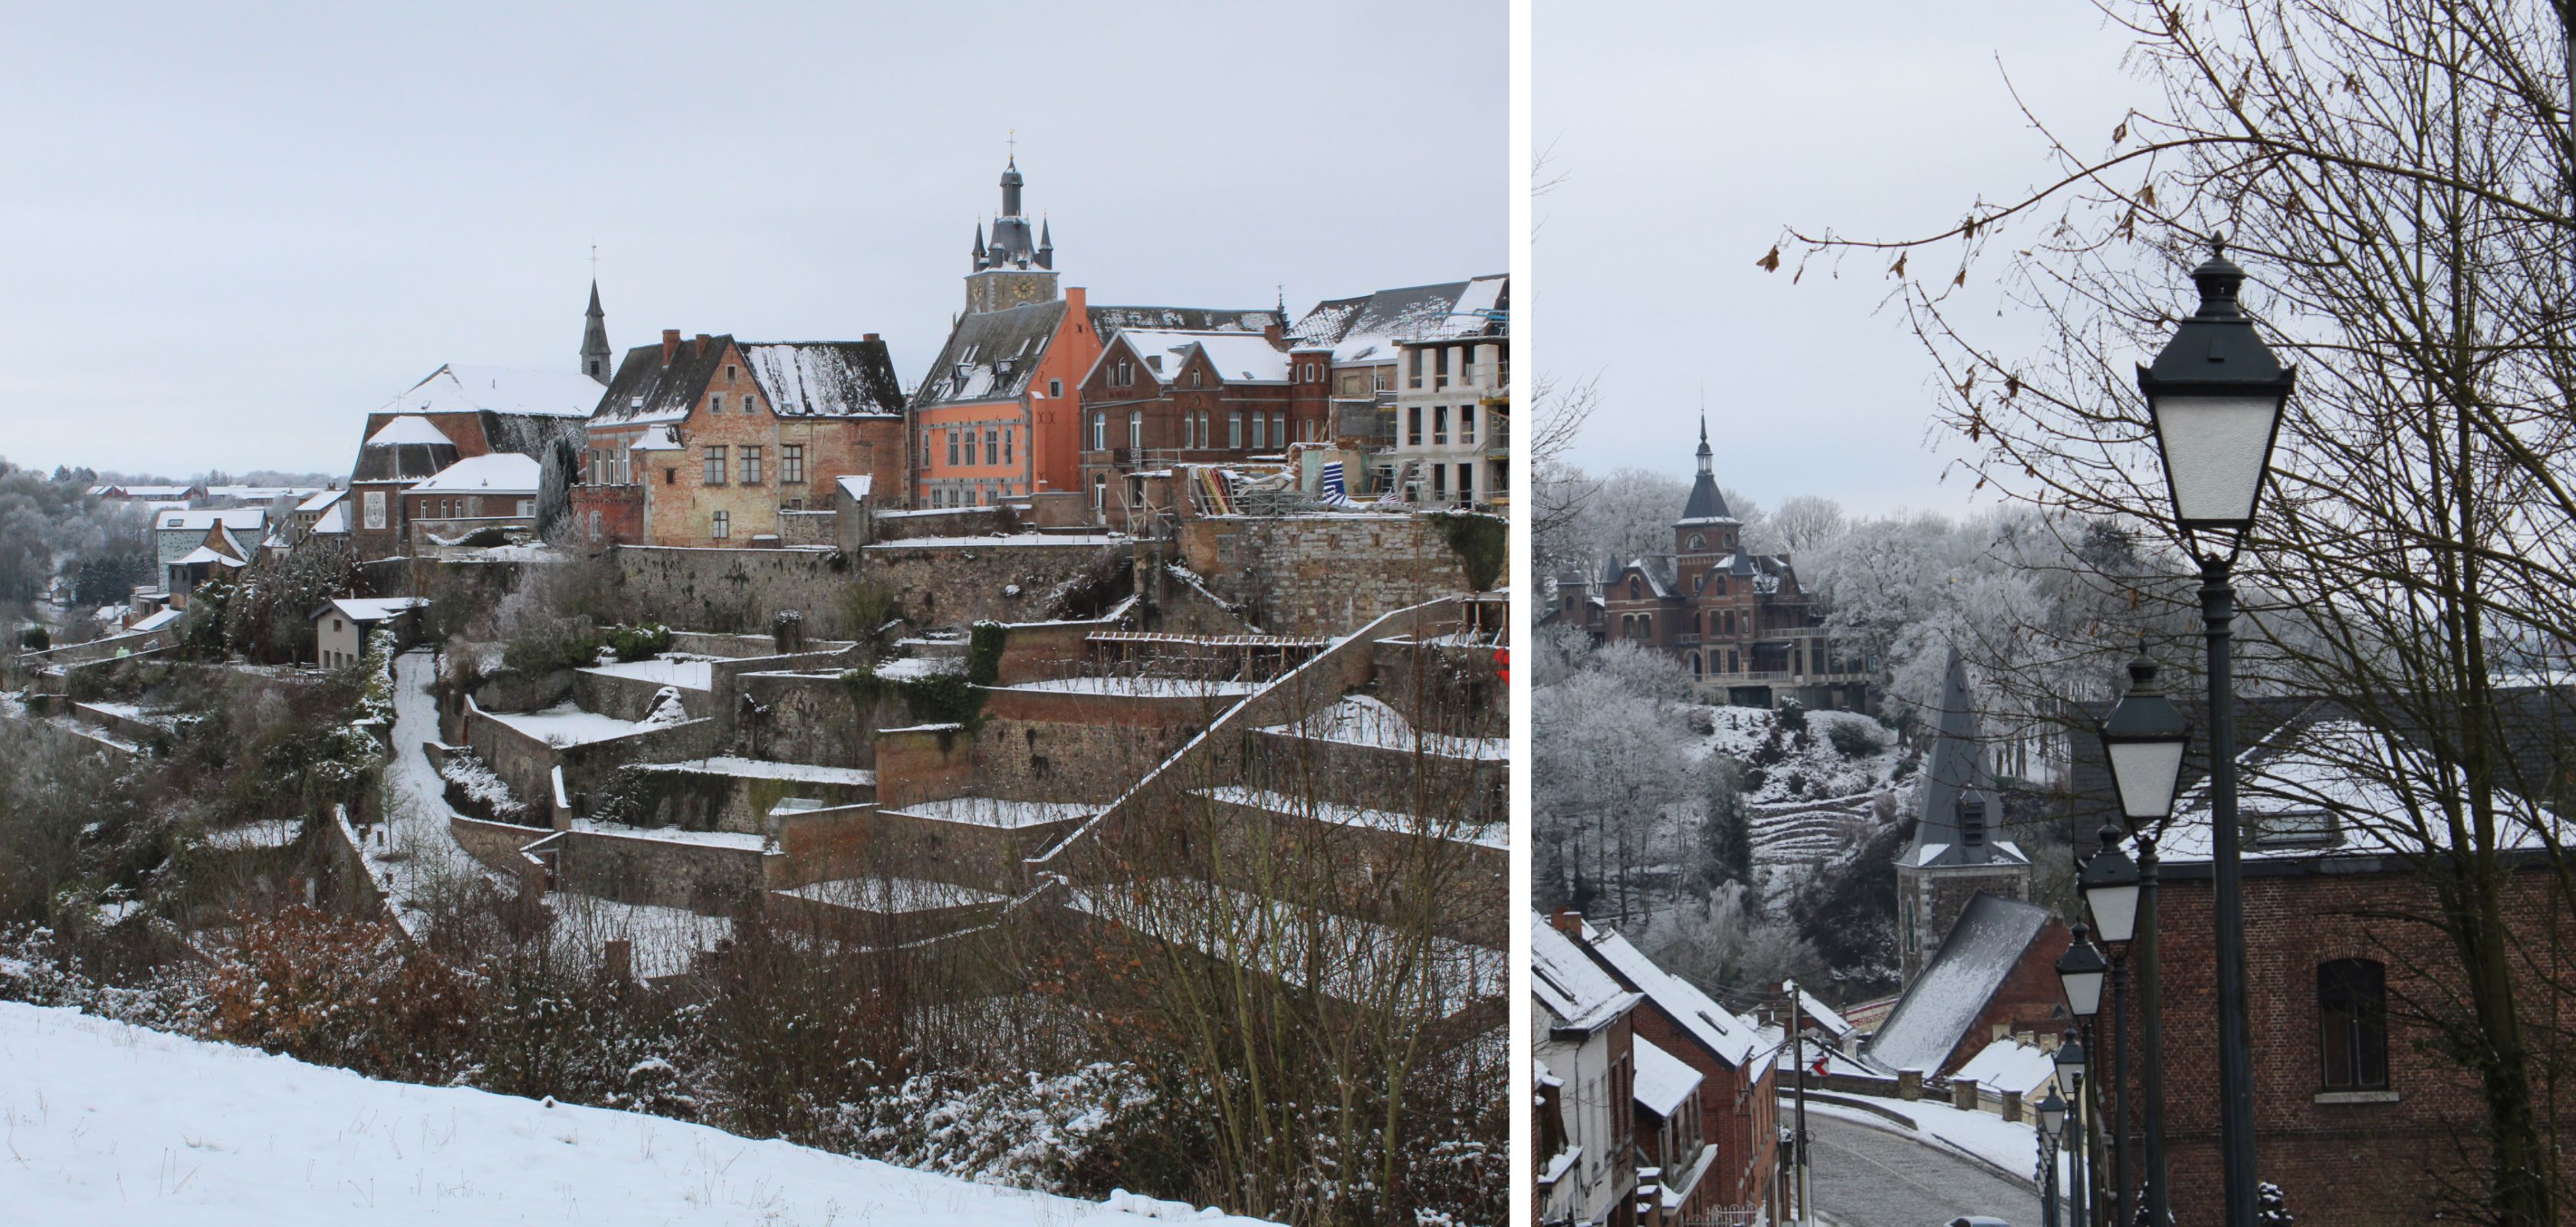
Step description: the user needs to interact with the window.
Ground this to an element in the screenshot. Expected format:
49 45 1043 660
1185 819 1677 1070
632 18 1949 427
665 469 675 484
922 433 933 468
1406 406 1422 446
1092 472 1108 510
1250 411 1265 450
984 429 999 465
704 448 728 485
1128 411 1143 450
1198 411 1210 449
1048 379 1063 398
2320 959 2389 1090
1434 347 1450 390
1408 350 1424 390
1189 370 1203 388
727 364 737 380
1228 412 1244 449
1092 413 1107 451
1462 403 1477 444
516 499 534 518
782 444 804 484
1628 577 1642 600
1434 405 1449 445
741 447 763 485
948 430 961 466
1430 463 1445 497
1273 413 1285 449
1003 427 1013 465
711 393 724 413
589 510 602 538
711 510 730 539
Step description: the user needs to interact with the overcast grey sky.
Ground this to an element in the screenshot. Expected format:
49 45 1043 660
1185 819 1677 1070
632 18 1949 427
1536 1 2152 519
0 2 1503 479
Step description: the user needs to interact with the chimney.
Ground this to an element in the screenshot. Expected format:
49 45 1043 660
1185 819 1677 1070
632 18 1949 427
694 333 711 357
661 329 681 364
863 333 879 343
1263 320 1284 346
1549 907 1585 938
1065 285 1087 319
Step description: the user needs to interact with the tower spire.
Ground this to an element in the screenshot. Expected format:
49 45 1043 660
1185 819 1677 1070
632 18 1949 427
580 268 612 385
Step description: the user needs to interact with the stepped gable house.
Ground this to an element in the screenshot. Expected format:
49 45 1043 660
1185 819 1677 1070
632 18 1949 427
573 329 906 548
910 156 1280 512
1895 649 2034 982
1546 419 1870 711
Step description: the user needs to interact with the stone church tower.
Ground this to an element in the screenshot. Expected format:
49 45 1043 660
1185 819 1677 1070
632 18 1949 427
1894 648 2034 982
580 279 613 385
965 156 1060 314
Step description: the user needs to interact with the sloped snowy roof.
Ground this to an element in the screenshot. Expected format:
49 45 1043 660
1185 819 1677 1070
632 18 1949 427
1579 922 1764 1069
1288 275 1508 363
379 363 606 418
410 452 540 495
364 414 457 447
1533 913 1638 1034
295 488 345 514
1633 1034 1704 1118
318 597 428 624
1865 893 2058 1076
172 544 243 568
1110 329 1290 385
310 503 349 535
738 341 905 418
130 608 181 633
156 507 267 534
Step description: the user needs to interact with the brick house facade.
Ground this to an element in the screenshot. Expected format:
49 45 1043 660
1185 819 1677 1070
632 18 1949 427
573 331 904 548
1073 327 1330 521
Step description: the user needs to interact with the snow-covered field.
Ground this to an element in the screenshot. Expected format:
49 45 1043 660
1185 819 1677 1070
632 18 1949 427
0 1000 1277 1225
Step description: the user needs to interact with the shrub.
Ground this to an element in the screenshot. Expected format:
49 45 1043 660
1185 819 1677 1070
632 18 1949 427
605 623 672 663
501 616 600 676
967 620 1008 686
18 625 48 650
1827 720 1884 759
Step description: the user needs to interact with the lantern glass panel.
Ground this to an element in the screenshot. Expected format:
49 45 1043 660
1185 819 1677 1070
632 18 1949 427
2108 738 2187 821
2153 393 2279 528
2085 879 2142 946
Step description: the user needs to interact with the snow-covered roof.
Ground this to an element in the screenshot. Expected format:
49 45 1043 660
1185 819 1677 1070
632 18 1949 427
629 423 684 451
1109 329 1290 386
378 363 606 418
295 488 346 514
1865 893 2058 1076
1799 989 1855 1039
172 544 243 568
364 415 458 448
310 503 350 535
130 608 181 633
1288 275 1508 363
2156 713 2568 865
1632 1034 1704 1118
1533 913 1638 1033
409 453 540 495
1951 1035 2058 1097
1579 922 1765 1068
317 597 428 624
738 342 905 418
156 507 266 534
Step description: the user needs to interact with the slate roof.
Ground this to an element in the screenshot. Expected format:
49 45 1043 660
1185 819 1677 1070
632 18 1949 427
1090 304 1280 334
912 302 1069 410
1290 276 1508 363
738 340 905 418
1864 892 2058 1076
353 416 463 484
1910 650 2028 868
1574 919 1767 1071
591 337 734 426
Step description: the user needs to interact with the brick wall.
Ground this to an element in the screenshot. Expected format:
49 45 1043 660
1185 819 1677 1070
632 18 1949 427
876 724 975 809
1177 514 1484 637
2129 862 2576 1227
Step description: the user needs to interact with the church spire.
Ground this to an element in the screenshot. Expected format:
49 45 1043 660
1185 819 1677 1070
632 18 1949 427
580 277 612 385
1679 415 1732 523
1037 215 1053 270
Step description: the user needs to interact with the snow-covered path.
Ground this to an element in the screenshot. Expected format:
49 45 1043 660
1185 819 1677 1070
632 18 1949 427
0 1000 1274 1225
369 650 508 929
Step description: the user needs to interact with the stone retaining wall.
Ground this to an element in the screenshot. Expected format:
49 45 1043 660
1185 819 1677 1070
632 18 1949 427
555 827 765 913
1177 515 1484 637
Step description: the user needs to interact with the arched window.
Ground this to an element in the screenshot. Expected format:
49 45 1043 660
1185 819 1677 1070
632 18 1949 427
1628 577 1642 600
2320 959 2389 1090
1714 576 1729 597
1687 534 1705 551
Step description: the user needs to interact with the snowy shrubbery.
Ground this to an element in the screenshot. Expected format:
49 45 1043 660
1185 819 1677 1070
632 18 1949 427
437 749 529 822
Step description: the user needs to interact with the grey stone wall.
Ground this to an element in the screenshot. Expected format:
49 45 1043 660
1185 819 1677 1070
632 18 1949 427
1178 515 1487 637
556 827 764 913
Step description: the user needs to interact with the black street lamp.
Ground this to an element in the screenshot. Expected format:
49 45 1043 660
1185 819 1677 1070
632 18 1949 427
2099 651 2187 1225
2057 1031 2091 1227
2082 821 2144 1227
2056 926 2108 1018
2136 240 2295 1227
2038 1086 2068 1227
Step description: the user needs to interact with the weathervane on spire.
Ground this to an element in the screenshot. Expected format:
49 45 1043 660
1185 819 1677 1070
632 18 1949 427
590 244 599 278
1007 128 1016 163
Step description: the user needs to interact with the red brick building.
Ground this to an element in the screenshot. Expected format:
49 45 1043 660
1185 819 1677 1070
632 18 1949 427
1073 327 1331 520
1562 913 1783 1223
1543 420 1869 710
344 362 600 560
1861 891 2075 1080
2072 701 2576 1226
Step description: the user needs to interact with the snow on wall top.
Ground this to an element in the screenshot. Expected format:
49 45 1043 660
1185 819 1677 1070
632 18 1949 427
1865 892 2052 1075
379 363 606 418
1950 1035 2058 1097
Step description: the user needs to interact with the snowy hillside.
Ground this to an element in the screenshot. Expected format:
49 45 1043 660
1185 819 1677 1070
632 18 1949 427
0 1001 1275 1226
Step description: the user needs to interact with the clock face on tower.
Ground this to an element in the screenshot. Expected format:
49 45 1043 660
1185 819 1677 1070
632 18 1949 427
1008 278 1044 306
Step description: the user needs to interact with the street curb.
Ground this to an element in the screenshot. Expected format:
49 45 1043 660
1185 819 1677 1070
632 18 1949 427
1796 1089 2042 1192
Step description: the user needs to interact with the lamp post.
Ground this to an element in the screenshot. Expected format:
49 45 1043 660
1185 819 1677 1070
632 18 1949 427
2099 650 2187 1225
2058 936 2104 1226
2082 821 2143 1227
2136 240 2295 1227
2057 1031 2091 1227
2038 1087 2068 1227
